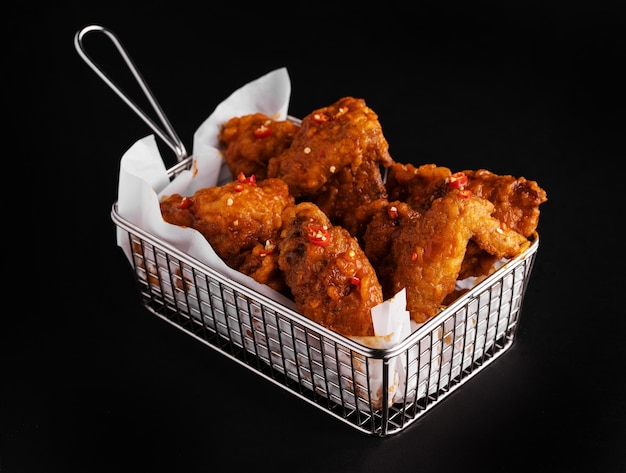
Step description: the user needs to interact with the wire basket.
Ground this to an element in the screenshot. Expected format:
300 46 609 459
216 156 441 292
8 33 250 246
111 155 539 436
77 24 540 437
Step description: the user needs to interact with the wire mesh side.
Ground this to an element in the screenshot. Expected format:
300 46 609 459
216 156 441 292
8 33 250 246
119 222 538 436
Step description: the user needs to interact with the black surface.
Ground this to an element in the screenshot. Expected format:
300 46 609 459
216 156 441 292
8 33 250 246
6 4 625 472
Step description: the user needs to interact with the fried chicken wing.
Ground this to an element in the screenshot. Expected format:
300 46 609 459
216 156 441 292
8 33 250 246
384 163 547 279
267 97 394 204
369 190 529 323
219 113 300 180
160 176 295 290
462 169 548 238
277 202 383 337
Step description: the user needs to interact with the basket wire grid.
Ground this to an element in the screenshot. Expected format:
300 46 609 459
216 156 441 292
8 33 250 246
76 24 540 437
111 173 538 436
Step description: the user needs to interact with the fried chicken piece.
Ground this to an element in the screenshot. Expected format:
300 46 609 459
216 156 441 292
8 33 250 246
159 176 295 290
457 241 500 280
456 169 546 279
385 162 452 214
312 157 391 236
277 202 383 337
267 97 394 204
219 113 300 180
385 163 547 279
360 199 421 277
462 169 548 238
237 241 286 293
374 190 530 324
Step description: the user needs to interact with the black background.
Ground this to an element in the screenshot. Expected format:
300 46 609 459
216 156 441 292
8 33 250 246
5 3 625 472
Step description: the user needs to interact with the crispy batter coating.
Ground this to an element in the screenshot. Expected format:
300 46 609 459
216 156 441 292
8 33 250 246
237 243 286 293
457 241 500 280
267 97 394 204
385 162 452 214
462 169 548 238
313 157 390 237
384 163 547 279
459 169 546 279
159 177 294 290
369 190 530 324
219 113 300 180
277 202 383 337
360 199 420 276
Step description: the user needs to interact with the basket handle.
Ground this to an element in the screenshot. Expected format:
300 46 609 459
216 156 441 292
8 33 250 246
74 24 188 162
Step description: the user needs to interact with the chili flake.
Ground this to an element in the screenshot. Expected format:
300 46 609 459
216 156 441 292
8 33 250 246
448 172 468 189
253 124 272 138
349 275 361 286
237 172 256 186
307 224 330 247
259 239 276 257
387 205 399 219
178 196 192 209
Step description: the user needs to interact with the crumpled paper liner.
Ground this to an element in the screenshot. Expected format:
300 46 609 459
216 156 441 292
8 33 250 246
114 67 502 410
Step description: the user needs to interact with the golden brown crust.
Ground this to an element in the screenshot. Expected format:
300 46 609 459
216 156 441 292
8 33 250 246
160 176 294 289
385 162 452 214
219 113 300 180
366 191 530 324
267 97 394 200
462 169 548 238
277 202 383 337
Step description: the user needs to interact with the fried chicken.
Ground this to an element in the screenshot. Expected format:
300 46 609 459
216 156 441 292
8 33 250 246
277 202 383 337
219 113 300 180
267 97 393 234
365 190 530 324
159 175 295 291
462 169 547 238
384 163 547 279
360 199 420 277
457 169 547 279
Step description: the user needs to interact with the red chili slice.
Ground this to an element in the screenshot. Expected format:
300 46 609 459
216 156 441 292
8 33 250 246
448 172 468 189
349 275 361 286
253 124 272 138
237 172 256 186
307 224 330 246
178 196 191 209
387 205 399 219
259 239 276 257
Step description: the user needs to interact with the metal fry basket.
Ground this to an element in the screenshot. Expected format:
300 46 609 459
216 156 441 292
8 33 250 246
77 25 540 437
